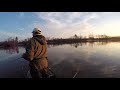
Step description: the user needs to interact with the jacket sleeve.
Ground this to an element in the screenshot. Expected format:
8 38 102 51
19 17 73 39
22 38 35 61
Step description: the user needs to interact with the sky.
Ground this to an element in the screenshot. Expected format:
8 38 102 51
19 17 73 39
1 12 120 41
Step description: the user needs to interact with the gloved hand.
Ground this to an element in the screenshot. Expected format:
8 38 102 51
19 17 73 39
22 53 30 61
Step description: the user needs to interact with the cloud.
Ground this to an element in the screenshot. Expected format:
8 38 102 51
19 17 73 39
36 12 83 25
2 12 119 41
0 30 31 41
18 12 25 18
1 12 101 41
34 12 100 38
18 28 25 31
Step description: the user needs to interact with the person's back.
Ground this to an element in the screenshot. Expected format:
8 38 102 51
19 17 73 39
31 35 47 59
22 28 48 78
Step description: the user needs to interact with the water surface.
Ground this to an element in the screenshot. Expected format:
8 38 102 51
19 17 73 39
1 42 120 78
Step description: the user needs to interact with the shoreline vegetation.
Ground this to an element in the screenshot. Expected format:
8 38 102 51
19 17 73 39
1 34 120 48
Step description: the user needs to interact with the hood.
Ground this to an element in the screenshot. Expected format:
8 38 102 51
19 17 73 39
33 35 47 45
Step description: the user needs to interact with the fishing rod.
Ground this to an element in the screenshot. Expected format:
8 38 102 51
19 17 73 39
72 68 80 78
73 71 79 78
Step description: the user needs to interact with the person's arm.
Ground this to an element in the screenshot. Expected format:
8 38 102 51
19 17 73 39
22 38 35 61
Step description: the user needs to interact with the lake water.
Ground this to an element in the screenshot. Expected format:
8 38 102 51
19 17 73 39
1 42 120 78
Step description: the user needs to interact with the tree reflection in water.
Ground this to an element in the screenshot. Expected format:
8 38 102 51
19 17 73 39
48 41 110 48
4 46 19 54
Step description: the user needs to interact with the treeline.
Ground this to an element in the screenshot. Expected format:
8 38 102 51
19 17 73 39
0 37 18 48
18 38 31 46
47 34 115 44
0 36 32 48
1 34 120 47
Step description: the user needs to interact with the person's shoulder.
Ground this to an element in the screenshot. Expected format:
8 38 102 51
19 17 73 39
41 35 46 39
31 37 34 39
29 37 36 43
40 35 45 38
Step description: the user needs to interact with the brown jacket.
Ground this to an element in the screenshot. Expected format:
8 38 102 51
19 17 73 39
22 35 47 61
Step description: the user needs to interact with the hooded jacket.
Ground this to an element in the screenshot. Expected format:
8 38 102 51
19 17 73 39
22 35 47 61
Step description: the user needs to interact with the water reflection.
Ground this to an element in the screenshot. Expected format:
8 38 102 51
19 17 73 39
1 42 120 78
48 41 120 78
3 46 19 54
48 41 110 48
